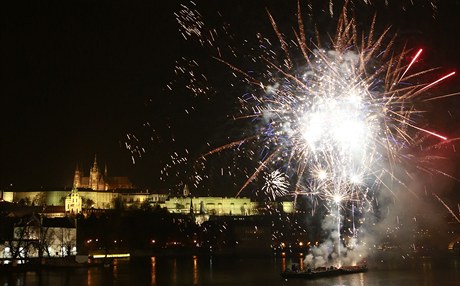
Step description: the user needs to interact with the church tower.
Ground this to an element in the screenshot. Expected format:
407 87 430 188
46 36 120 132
89 155 101 190
73 164 81 189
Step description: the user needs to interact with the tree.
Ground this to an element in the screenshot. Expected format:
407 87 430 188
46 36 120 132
33 192 47 206
112 196 125 210
81 197 95 209
18 197 31 206
140 199 153 211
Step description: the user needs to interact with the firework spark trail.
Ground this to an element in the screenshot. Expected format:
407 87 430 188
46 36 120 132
410 71 456 97
201 138 254 158
434 193 460 224
236 151 279 197
407 125 447 141
423 91 460 102
399 48 423 81
175 3 205 44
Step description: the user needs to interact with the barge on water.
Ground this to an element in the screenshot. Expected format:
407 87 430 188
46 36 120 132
281 264 367 279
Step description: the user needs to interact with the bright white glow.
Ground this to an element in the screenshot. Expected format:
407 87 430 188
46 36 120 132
350 174 362 185
333 118 367 149
302 112 324 148
317 169 328 180
347 89 363 106
300 94 372 154
333 194 343 204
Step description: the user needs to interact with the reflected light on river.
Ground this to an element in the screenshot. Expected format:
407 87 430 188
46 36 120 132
113 258 119 280
87 268 92 286
1 256 460 285
193 255 198 285
172 257 177 284
150 257 156 285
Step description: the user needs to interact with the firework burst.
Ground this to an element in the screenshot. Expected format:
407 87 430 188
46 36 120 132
261 169 290 201
123 0 458 268
198 2 456 209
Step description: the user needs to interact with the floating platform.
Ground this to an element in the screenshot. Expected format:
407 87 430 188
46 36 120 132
281 265 368 279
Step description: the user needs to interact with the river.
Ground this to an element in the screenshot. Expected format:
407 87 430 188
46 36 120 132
1 255 459 285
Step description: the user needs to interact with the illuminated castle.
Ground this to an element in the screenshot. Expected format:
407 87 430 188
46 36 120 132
2 155 267 216
73 155 134 191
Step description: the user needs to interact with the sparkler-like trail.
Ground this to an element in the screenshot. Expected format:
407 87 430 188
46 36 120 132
434 193 460 224
399 49 423 81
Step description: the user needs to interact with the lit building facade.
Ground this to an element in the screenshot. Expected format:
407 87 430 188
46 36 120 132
162 196 258 216
65 190 82 214
0 215 77 260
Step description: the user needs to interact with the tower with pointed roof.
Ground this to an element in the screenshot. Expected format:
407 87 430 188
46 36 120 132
89 155 101 190
73 163 81 189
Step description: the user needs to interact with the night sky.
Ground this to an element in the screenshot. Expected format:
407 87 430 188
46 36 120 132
2 1 180 188
2 1 460 194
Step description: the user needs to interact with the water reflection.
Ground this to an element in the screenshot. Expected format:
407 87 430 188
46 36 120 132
419 257 436 286
150 257 156 285
87 267 92 286
1 256 460 286
208 255 213 281
172 257 177 285
191 256 197 285
359 272 365 286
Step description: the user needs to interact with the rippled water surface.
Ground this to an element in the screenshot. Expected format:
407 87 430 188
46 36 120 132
1 255 459 285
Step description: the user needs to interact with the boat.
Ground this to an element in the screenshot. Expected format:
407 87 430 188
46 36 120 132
281 264 368 279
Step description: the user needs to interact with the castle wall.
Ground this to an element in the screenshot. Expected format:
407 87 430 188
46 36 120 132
78 190 116 209
3 191 269 217
2 189 168 210
5 190 68 206
163 196 260 216
2 191 14 202
281 201 295 213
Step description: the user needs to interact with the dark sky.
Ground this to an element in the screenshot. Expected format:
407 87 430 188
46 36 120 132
1 1 181 188
2 1 460 192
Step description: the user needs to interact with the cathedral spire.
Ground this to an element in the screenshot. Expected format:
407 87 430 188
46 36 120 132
73 162 81 189
90 154 101 190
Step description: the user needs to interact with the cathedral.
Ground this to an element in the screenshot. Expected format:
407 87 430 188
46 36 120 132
73 155 134 190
